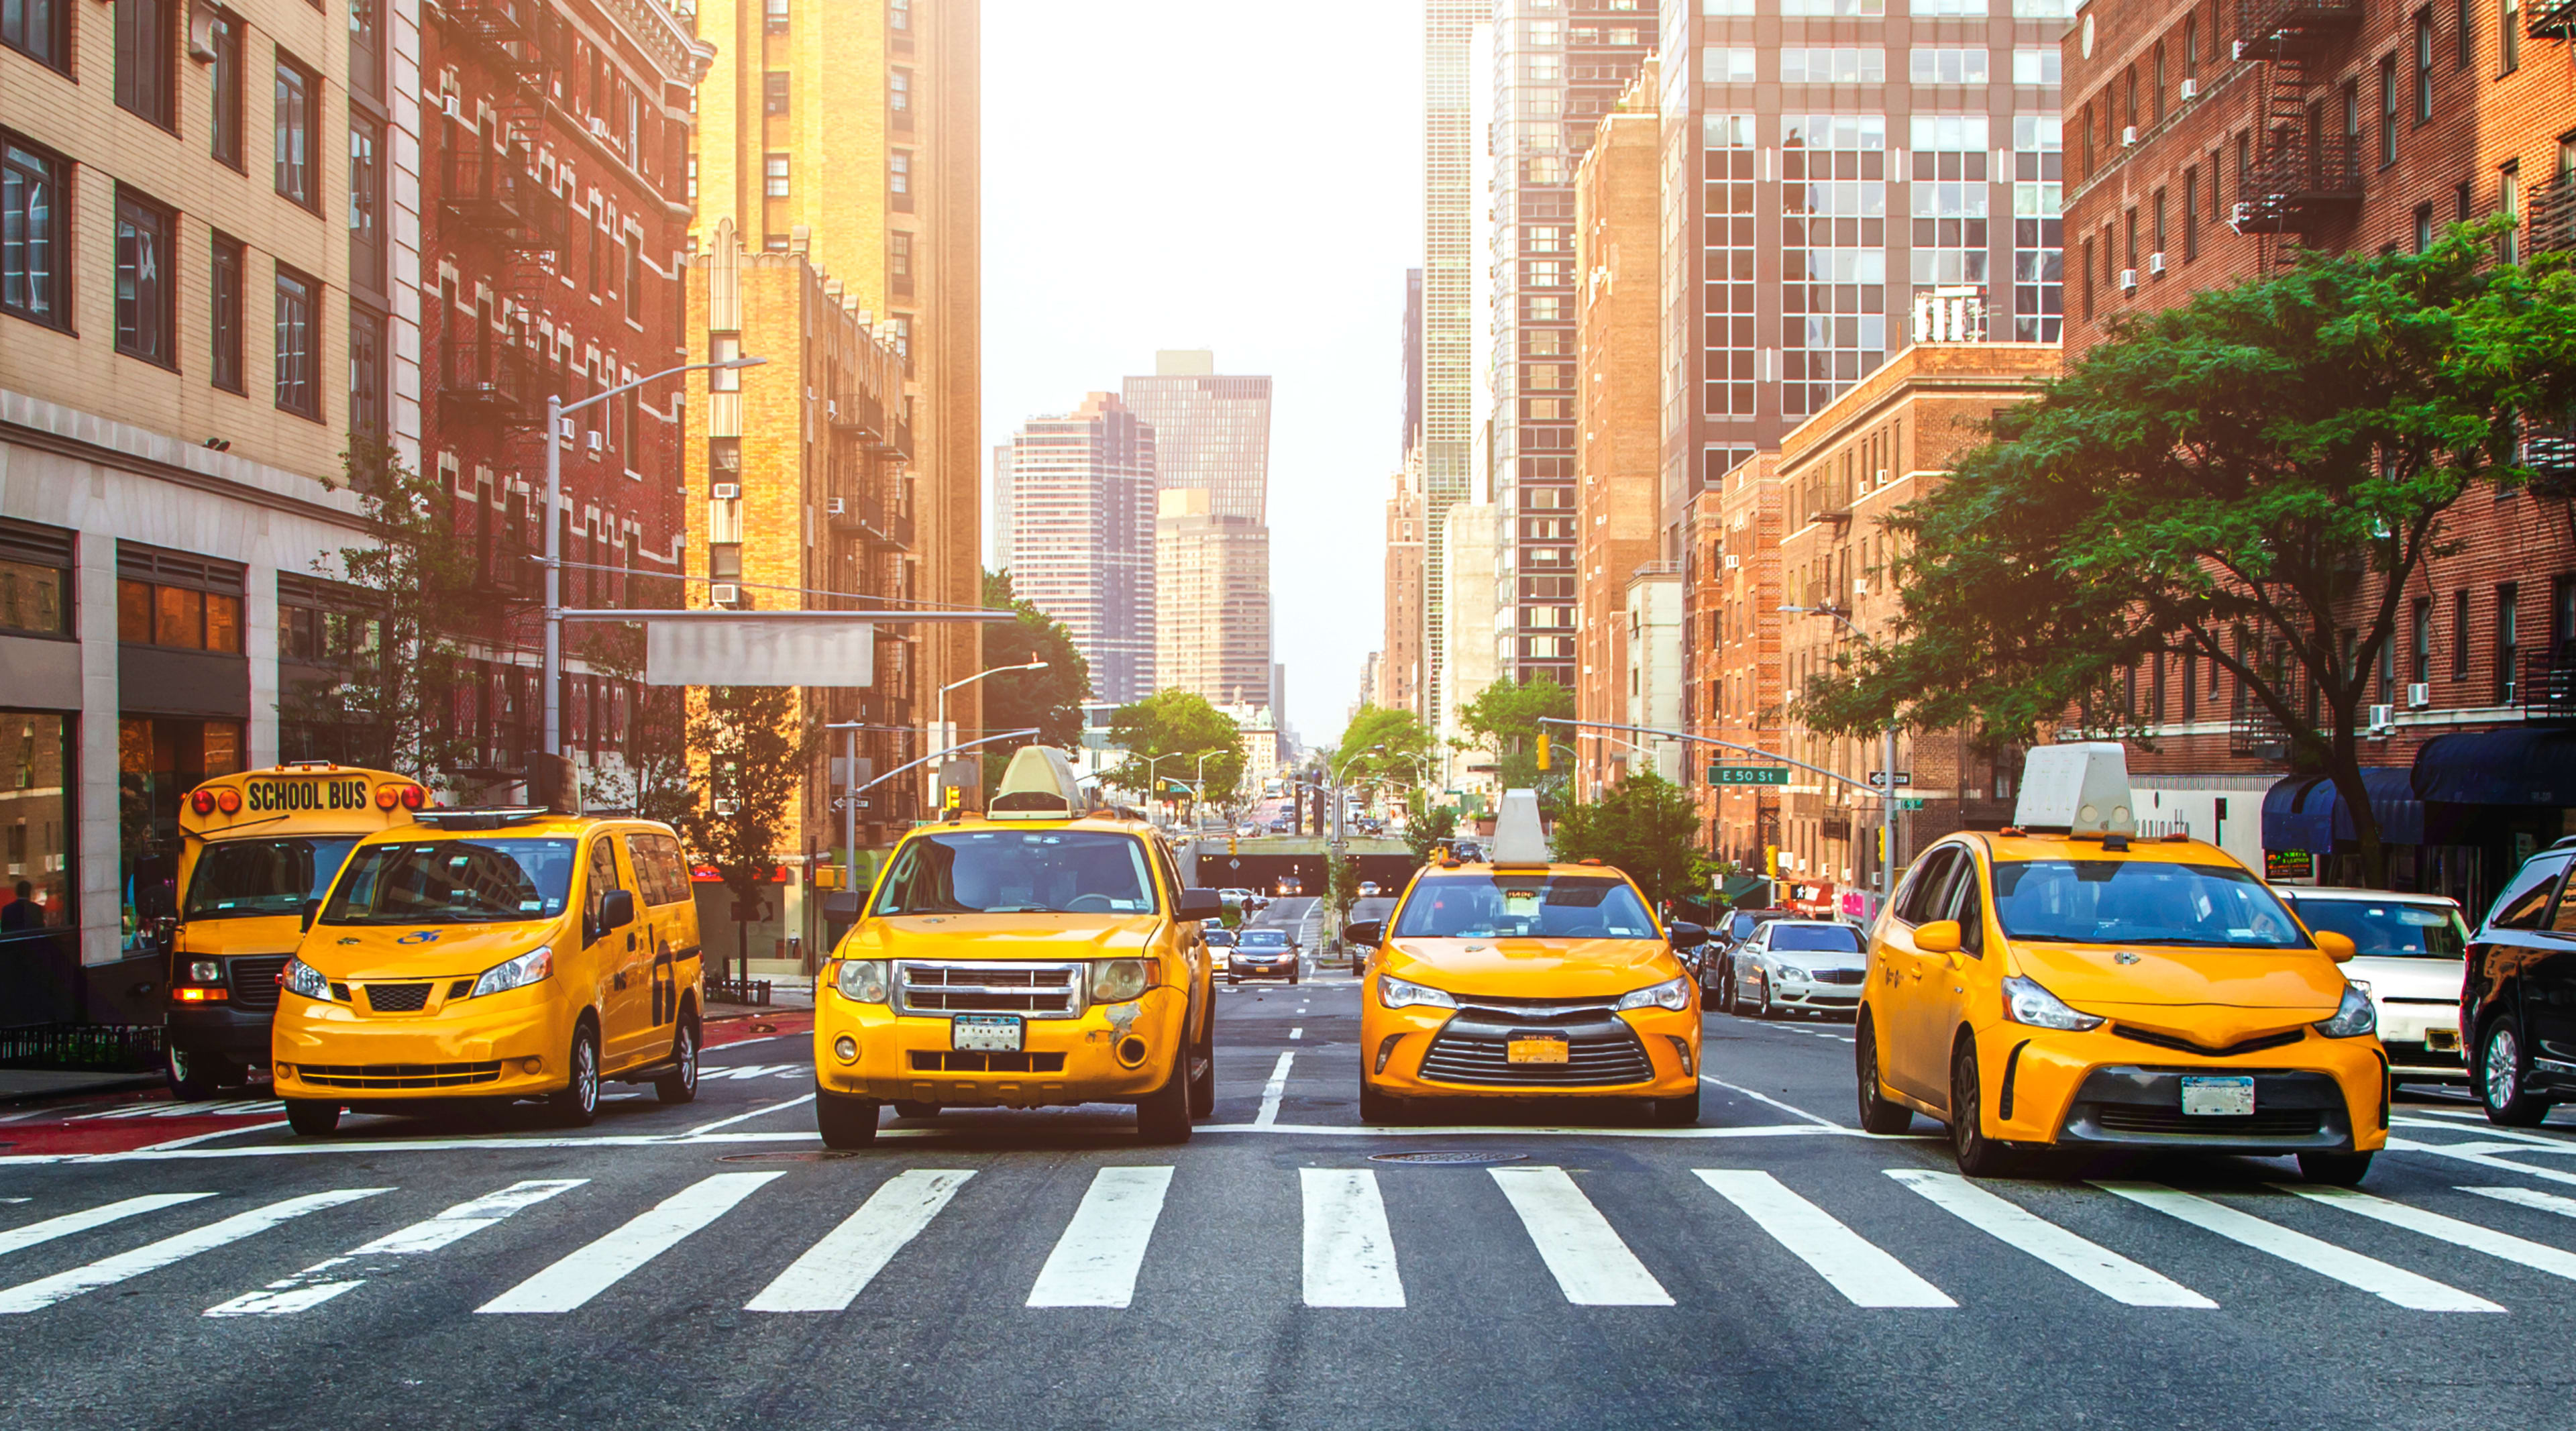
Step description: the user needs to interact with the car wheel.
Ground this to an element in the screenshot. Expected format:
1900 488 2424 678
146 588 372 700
653 1017 699 1105
1652 1087 1701 1126
283 1098 340 1137
1713 961 1735 1014
1358 1080 1401 1124
1136 1055 1194 1145
2478 1016 2554 1127
1228 975 1240 986
1289 966 1302 985
1949 1039 2021 1178
1754 980 1775 1021
165 1047 228 1103
1187 1001 1216 1119
816 1086 881 1147
1855 1016 1913 1134
2297 1151 2375 1186
548 1018 601 1127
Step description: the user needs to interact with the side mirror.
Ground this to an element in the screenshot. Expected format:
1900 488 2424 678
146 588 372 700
1915 919 1962 955
1668 920 1709 949
1178 888 1226 922
598 888 637 934
1343 920 1385 948
2314 929 2356 963
299 898 321 933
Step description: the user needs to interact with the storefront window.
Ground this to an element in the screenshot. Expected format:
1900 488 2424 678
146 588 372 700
0 711 72 942
118 715 242 949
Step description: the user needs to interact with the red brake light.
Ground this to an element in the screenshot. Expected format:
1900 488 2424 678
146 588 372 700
376 786 399 810
398 784 425 810
191 790 217 816
215 789 241 814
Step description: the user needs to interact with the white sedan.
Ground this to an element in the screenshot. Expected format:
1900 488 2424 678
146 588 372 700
2275 886 2469 1085
1727 918 1867 1018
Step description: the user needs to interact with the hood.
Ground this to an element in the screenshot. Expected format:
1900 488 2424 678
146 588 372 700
2344 955 2466 1000
177 914 304 959
2008 941 2345 1016
1762 945 1867 970
1381 936 1685 1000
847 913 1164 962
297 920 566 981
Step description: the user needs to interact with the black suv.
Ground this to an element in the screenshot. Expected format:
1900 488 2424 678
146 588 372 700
2461 835 2576 1124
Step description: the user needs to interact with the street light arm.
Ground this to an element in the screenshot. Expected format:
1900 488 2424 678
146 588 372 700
558 356 767 417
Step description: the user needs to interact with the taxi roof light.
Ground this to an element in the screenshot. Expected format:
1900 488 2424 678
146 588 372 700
987 746 1091 822
2011 742 2136 838
1489 788 1549 867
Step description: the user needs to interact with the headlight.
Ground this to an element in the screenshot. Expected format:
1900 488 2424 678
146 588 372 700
188 960 222 984
1617 976 1691 1012
835 958 890 1004
2315 982 2377 1039
2000 973 2106 1032
1776 965 1812 984
1379 974 1456 1010
280 957 331 1001
469 945 553 999
1093 958 1151 1004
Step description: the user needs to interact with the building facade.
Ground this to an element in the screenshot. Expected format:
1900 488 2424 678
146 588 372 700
1690 454 1786 864
1123 349 1273 708
1421 0 1479 734
1153 486 1271 708
1381 450 1426 717
1439 498 1504 799
1007 393 1156 705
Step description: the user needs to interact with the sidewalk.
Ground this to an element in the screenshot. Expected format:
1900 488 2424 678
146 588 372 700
0 1069 161 1104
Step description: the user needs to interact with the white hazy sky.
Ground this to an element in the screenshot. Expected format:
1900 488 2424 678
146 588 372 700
982 1 1436 749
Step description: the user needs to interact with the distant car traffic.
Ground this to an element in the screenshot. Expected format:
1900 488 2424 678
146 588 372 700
1358 881 1381 897
1726 919 1866 1019
1277 876 1303 896
2463 837 2576 1124
1268 818 1291 833
1202 927 1237 950
1702 908 1791 1004
1230 926 1300 984
2275 886 2468 1085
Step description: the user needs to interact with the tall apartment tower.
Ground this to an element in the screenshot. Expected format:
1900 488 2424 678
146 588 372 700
687 0 982 737
1653 0 2070 551
1155 489 1273 708
1489 1 1661 690
1008 395 1158 705
1122 350 1274 708
1421 0 1481 733
1381 452 1428 717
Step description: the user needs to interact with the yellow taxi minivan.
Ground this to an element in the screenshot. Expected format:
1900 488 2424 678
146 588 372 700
1343 790 1707 1124
164 763 427 1099
814 746 1221 1147
270 793 705 1135
1856 743 2386 1184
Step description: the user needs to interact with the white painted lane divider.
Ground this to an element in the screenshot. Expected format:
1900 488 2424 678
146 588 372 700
1491 1166 1673 1306
0 1188 388 1314
1026 1167 1174 1308
1695 1169 1953 1308
0 1193 213 1259
2092 1182 2502 1313
480 1172 780 1314
206 1179 584 1317
2280 1183 2576 1283
2461 1185 2576 1220
1289 1027 1303 1041
1301 1169 1404 1308
745 1169 973 1313
1886 1170 2214 1308
1255 1051 1295 1127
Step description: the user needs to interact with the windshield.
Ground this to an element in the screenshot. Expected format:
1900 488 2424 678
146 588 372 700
1990 860 2307 948
2287 899 2469 959
1770 924 1863 953
1391 874 1659 940
873 830 1159 916
320 839 577 925
1241 930 1289 947
1726 912 1773 941
184 838 360 920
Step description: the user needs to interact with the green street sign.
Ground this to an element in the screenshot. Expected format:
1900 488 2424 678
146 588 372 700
1708 765 1790 787
1900 798 1926 810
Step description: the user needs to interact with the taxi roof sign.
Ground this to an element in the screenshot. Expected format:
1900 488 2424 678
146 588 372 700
1489 788 1549 866
2013 742 2136 837
987 745 1089 821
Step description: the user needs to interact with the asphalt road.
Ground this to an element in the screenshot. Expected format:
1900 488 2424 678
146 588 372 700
5 969 2575 1429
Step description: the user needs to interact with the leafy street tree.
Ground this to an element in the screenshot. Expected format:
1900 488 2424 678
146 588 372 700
1338 704 1436 792
1548 772 1712 910
680 685 812 984
1402 791 1460 863
980 570 1092 747
1106 689 1245 805
1458 676 1573 805
1805 228 2576 883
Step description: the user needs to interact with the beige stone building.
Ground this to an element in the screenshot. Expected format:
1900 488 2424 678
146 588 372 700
1379 452 1425 718
1155 487 1271 708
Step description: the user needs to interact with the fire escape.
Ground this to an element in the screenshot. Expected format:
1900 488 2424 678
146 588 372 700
2230 0 2364 238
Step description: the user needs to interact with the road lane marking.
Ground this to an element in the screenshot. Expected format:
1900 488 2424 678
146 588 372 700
480 1173 780 1314
745 1169 973 1313
1490 1166 1673 1306
1699 1075 1841 1129
681 1092 817 1137
2091 1182 2502 1313
2279 1183 2576 1283
1695 1170 1953 1308
2461 1185 2576 1219
1301 1169 1403 1307
1026 1167 1173 1308
0 1189 388 1314
204 1179 586 1316
0 1194 215 1258
1885 1171 2214 1308
1289 1027 1304 1041
1255 1052 1295 1127
2385 1138 2576 1190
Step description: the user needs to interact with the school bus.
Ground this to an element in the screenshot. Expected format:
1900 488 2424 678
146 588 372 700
164 762 427 1098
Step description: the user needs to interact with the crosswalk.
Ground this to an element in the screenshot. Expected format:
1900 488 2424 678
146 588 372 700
9 1163 2576 1322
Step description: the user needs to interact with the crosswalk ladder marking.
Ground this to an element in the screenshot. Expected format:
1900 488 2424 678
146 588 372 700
2091 1181 2502 1314
0 1194 213 1259
480 1172 780 1314
2460 1185 2576 1221
1026 1167 1175 1308
1301 1169 1404 1308
205 1179 586 1318
1885 1170 2214 1308
2281 1183 2576 1283
0 1188 388 1314
745 1169 974 1313
1490 1166 1673 1306
1695 1169 1954 1308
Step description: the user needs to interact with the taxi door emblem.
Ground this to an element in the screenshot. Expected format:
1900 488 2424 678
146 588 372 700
397 931 441 945
2113 951 2141 965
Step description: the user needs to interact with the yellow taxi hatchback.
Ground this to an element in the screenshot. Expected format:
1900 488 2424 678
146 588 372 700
270 802 705 1134
1347 790 1705 1125
1856 744 2385 1184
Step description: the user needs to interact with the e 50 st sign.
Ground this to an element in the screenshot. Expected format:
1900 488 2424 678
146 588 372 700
1707 765 1789 787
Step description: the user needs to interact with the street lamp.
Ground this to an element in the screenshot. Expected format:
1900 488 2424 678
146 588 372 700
932 658 1049 763
1782 602 1899 907
542 354 767 758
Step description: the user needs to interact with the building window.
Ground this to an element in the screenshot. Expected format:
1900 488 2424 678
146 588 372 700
2412 597 2434 684
2500 163 2520 263
275 54 319 209
2415 12 2435 124
2414 201 2435 251
2080 236 2094 318
208 8 243 168
889 0 908 29
764 0 787 31
118 578 243 653
686 152 697 204
890 150 913 211
763 72 790 116
2502 0 2519 72
349 119 384 295
349 304 384 437
890 68 912 123
210 233 244 392
349 0 382 101
0 710 74 942
1 0 68 73
2010 48 2059 85
763 154 790 198
274 266 319 419
0 519 72 638
2453 590 2471 680
623 241 641 323
115 0 174 129
1 138 68 331
2378 54 2399 168
2183 167 2200 259
2184 15 2198 75
2499 584 2520 704
890 230 913 297
113 189 174 369
2153 187 2167 260
2456 0 2475 66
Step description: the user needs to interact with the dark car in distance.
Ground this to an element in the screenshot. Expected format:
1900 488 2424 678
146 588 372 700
1230 927 1300 984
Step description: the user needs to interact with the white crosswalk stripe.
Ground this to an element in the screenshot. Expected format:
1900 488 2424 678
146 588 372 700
0 1194 213 1259
2092 1181 2503 1314
1491 1166 1672 1306
0 1189 388 1314
2279 1183 2576 1283
2461 1185 2576 1220
746 1170 974 1313
1027 1167 1174 1308
1886 1171 2214 1308
1695 1169 1955 1308
205 1179 585 1317
479 1173 779 1314
1301 1169 1404 1307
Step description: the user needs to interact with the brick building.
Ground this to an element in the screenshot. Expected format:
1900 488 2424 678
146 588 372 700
1690 454 1784 868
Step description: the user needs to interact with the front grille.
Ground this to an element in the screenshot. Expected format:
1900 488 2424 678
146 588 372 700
1419 1027 1655 1087
228 956 290 1011
300 1061 503 1089
364 982 434 1013
448 979 475 1000
2114 1024 2307 1059
1810 968 1866 986
2091 1105 2324 1138
908 1051 1069 1073
894 962 1083 1018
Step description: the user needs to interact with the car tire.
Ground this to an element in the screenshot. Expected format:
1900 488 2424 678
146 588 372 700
165 1047 229 1103
653 1017 700 1105
549 1018 602 1128
1949 1039 2021 1178
1136 1057 1194 1145
1754 981 1775 1021
2297 1151 2375 1186
890 1100 941 1120
1228 975 1241 986
283 1098 340 1137
1855 1016 1913 1134
1652 1087 1701 1126
1358 1080 1401 1124
1289 966 1302 986
816 1086 881 1148
2478 1016 2554 1128
1713 961 1735 1014
1187 1001 1217 1119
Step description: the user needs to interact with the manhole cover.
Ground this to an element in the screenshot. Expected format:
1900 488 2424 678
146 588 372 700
717 1150 861 1163
1368 1150 1527 1167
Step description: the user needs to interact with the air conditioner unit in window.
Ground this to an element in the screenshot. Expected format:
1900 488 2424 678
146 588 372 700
2123 125 2139 146
709 583 741 606
2120 268 2140 292
712 798 740 816
2233 40 2248 60
711 482 741 500
2229 201 2254 233
2367 704 2396 736
1722 553 1741 570
1852 578 1869 595
2407 681 2431 708
2149 252 2167 276
826 496 847 515
2179 78 2198 101
584 431 604 454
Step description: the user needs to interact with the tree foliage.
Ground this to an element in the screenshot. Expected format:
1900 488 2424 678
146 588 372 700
1457 676 1574 806
979 569 1092 748
1548 773 1711 910
1105 688 1244 804
1336 704 1436 792
1402 790 1460 863
1804 227 2576 880
679 685 812 979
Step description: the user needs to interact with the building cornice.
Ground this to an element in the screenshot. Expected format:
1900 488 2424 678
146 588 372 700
2 392 373 533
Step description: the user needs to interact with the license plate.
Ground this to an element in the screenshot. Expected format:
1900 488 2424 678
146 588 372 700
951 1014 1024 1053
1507 1037 1570 1065
2181 1075 2255 1117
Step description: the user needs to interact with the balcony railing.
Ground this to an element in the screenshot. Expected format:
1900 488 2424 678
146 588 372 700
2531 175 2576 258
437 141 562 255
2523 653 2576 724
2233 134 2363 234
2530 0 2575 39
2526 418 2576 499
2238 0 2363 49
436 349 536 428
2229 699 2291 760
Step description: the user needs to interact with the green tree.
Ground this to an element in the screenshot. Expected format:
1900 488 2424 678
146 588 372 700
1401 790 1460 863
1336 704 1436 793
1458 676 1574 804
1804 226 2576 884
980 569 1091 747
1105 689 1244 806
680 685 812 984
1548 772 1713 910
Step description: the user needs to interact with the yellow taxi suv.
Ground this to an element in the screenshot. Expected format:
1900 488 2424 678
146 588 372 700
1855 743 2385 1185
270 800 706 1135
1345 790 1706 1125
164 763 426 1100
814 746 1220 1147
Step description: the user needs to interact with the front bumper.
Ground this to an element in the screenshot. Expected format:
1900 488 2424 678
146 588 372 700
1976 1024 2388 1154
1363 1001 1699 1100
1229 956 1297 979
814 985 1187 1108
1761 971 1864 1010
2375 1002 2465 1079
167 1002 275 1066
271 983 576 1102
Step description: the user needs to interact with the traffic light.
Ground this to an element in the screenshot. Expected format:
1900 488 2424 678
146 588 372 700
1228 835 1238 855
941 784 962 812
1536 732 1550 772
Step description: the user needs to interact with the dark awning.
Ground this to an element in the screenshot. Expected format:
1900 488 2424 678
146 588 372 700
2262 770 2424 851
2411 729 2576 806
1718 874 1772 908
